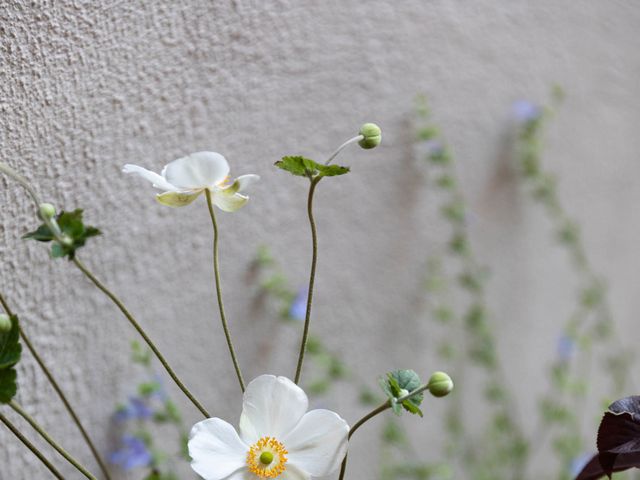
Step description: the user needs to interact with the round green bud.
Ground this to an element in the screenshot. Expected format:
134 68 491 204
398 388 409 398
0 314 11 333
259 451 274 465
39 203 56 219
427 371 454 398
358 123 382 149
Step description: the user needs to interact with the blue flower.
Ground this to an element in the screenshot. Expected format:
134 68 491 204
289 288 308 321
109 435 152 471
114 396 153 422
557 335 576 362
512 100 542 124
570 452 592 477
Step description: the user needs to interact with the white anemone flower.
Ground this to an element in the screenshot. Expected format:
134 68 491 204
189 375 349 480
123 151 259 210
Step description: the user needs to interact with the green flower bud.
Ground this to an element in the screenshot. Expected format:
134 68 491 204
358 123 382 149
39 203 56 219
427 371 453 398
0 314 11 333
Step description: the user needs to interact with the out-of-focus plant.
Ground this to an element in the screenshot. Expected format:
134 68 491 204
251 245 349 396
109 341 190 480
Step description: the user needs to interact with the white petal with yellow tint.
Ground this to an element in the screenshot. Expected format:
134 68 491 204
156 190 203 207
188 418 248 480
284 409 349 477
212 192 249 213
122 164 178 191
235 174 260 192
164 152 230 189
239 375 308 444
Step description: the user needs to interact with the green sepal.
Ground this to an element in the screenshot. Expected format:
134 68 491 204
0 369 17 404
23 209 101 260
275 156 350 179
0 315 21 370
379 369 424 417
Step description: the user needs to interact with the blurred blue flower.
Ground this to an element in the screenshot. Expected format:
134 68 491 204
110 435 152 470
512 100 542 124
114 396 153 422
289 288 308 321
570 452 593 477
557 335 576 362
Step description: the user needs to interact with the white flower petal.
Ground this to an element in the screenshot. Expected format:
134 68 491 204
239 375 309 444
188 418 248 480
219 470 252 480
235 174 260 192
156 190 203 207
284 410 349 477
280 464 311 480
213 192 249 212
164 152 230 189
122 164 178 191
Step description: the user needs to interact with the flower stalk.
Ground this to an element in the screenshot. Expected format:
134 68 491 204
0 291 112 480
8 400 97 480
294 176 321 384
205 188 246 392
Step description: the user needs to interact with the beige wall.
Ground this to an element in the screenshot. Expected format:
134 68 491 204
1 1 640 478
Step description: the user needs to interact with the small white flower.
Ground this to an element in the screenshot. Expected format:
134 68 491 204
123 151 259 210
188 375 349 480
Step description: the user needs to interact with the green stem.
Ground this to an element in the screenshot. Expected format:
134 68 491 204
204 189 246 393
8 400 97 480
294 177 321 384
0 292 112 480
0 411 65 479
71 256 211 418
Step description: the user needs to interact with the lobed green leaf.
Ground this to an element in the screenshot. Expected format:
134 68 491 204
275 156 349 179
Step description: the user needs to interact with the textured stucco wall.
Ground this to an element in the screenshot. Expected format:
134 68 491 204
1 1 640 478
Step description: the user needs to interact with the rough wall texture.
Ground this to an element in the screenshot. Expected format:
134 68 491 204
1 1 639 478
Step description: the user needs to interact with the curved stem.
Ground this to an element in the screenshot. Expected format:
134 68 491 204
324 135 364 165
8 400 97 480
204 189 246 393
71 256 211 418
337 384 430 480
0 291 112 480
0 412 65 479
294 177 321 384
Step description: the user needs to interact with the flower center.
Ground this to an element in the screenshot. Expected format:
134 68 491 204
247 436 288 478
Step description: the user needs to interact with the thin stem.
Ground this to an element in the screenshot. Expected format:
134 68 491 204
324 135 363 165
204 189 246 393
71 256 211 418
8 400 97 480
294 177 321 384
0 291 112 480
338 384 430 480
0 412 65 479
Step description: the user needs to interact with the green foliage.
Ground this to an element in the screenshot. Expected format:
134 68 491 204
379 369 424 416
0 369 17 404
275 156 350 179
23 209 100 260
0 314 21 404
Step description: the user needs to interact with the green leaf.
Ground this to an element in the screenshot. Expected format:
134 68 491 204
379 369 424 416
315 164 350 177
0 315 21 370
275 156 349 179
23 209 101 260
0 368 17 403
22 224 54 242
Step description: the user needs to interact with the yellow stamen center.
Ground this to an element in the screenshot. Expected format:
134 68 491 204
247 436 288 478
